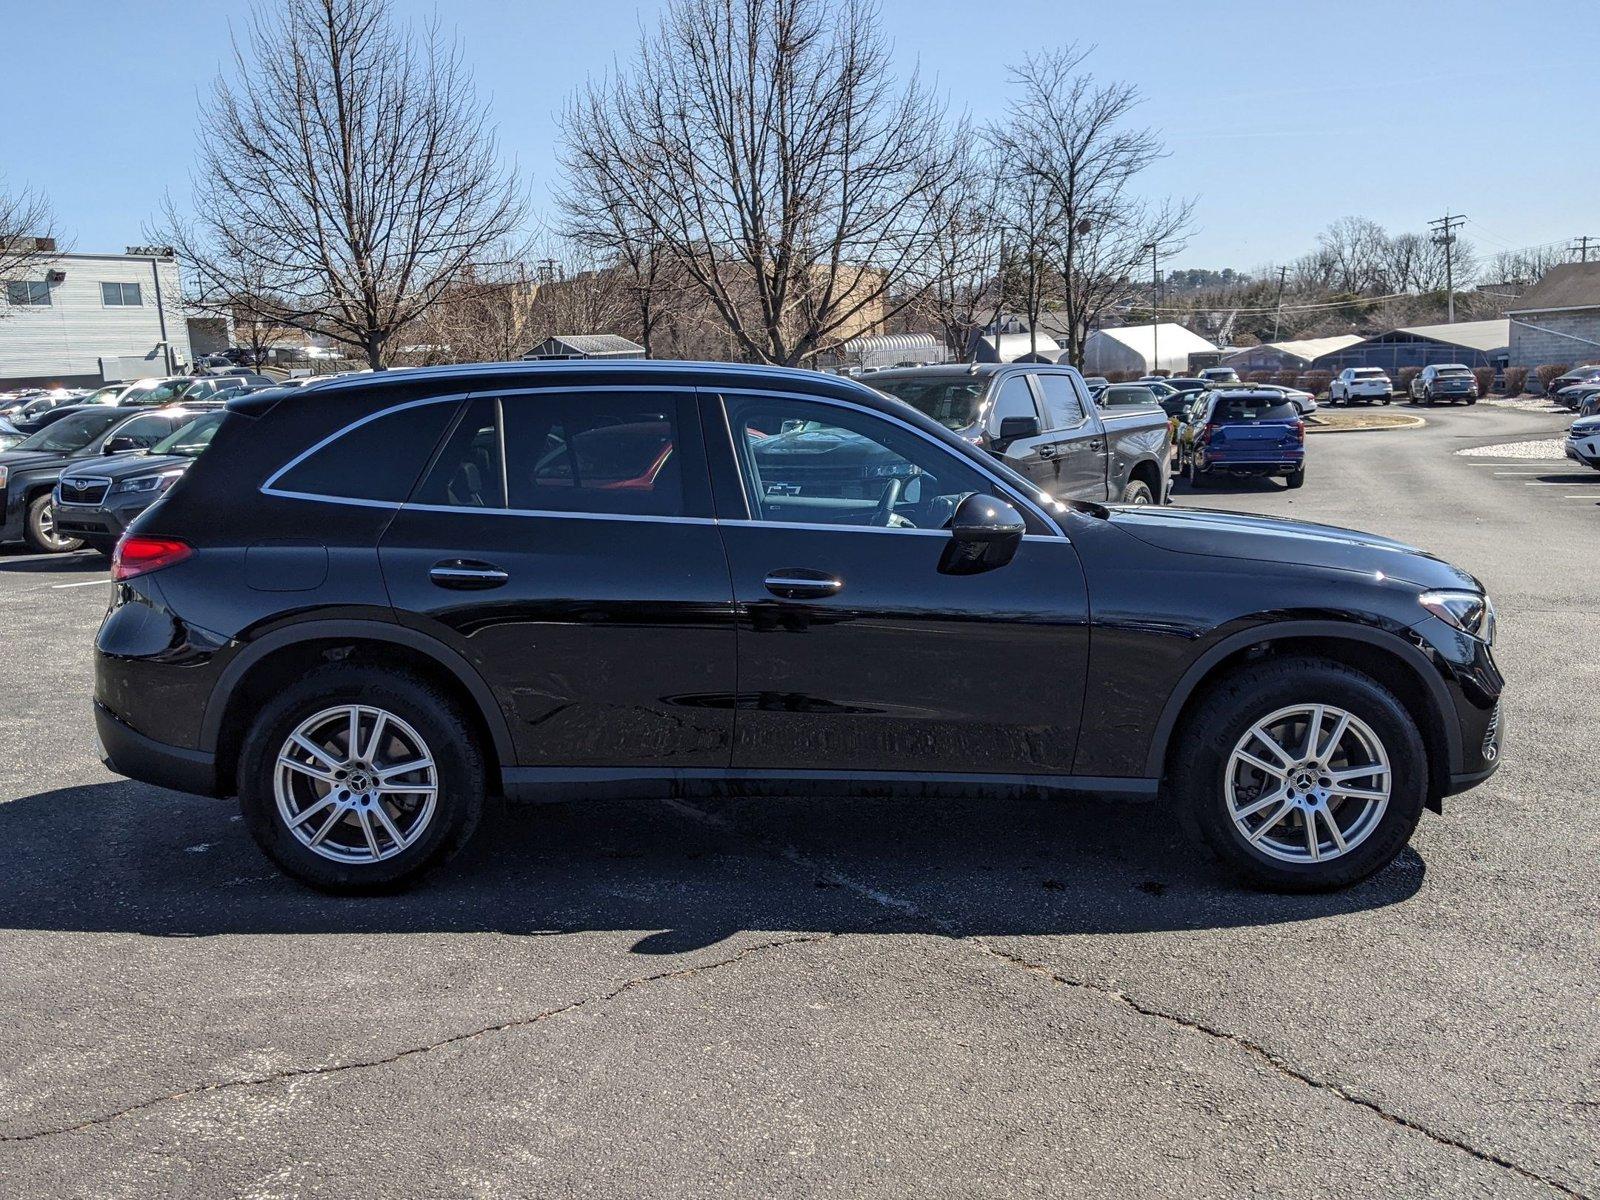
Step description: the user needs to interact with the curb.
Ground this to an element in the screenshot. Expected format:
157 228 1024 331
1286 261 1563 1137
1306 415 1426 435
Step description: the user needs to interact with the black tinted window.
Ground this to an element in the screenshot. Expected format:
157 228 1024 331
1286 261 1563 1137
413 398 503 508
109 414 178 448
502 393 685 517
273 400 457 503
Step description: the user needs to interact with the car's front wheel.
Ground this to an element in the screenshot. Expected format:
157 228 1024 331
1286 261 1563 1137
1121 479 1154 505
1170 657 1426 891
1187 456 1208 488
238 666 486 892
25 496 83 554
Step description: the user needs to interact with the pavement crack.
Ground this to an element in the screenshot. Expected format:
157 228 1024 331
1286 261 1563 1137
968 941 1591 1200
1 931 830 1145
660 798 1591 1200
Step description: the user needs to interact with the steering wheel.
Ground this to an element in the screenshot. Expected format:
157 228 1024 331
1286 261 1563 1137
871 476 905 526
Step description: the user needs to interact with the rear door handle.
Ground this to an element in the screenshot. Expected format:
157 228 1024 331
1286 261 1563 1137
1037 444 1057 459
1087 440 1104 451
763 570 843 600
429 559 509 590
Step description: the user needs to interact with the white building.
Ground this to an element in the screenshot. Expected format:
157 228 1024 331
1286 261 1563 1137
1082 323 1218 376
0 248 193 388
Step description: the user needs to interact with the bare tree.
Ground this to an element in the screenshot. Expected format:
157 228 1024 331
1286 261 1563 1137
990 47 1192 366
916 158 1008 360
164 0 523 369
0 181 59 316
558 0 962 366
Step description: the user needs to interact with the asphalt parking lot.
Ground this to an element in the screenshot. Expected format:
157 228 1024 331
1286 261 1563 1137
0 403 1595 1198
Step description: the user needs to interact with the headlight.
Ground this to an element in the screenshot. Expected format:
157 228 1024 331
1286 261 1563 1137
111 470 183 496
1420 589 1495 645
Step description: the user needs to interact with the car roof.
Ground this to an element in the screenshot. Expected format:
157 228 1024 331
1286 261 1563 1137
227 359 952 426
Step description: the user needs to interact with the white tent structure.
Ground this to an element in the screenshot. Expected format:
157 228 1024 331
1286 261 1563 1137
1082 324 1217 375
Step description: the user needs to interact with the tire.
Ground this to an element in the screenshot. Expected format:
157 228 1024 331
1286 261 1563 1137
24 495 83 554
1121 479 1154 505
1187 455 1209 488
238 665 486 893
1169 657 1427 891
1284 466 1305 489
1380 396 1392 406
1466 397 1477 406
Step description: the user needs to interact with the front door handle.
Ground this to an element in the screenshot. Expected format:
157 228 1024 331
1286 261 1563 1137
1037 444 1057 459
429 559 509 590
763 569 843 600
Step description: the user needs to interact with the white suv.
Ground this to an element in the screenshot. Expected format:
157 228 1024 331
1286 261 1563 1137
1330 367 1393 406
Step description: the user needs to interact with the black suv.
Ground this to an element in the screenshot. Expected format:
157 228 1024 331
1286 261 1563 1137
95 362 1503 893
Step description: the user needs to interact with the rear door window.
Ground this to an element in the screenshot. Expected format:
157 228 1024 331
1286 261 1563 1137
269 399 460 503
412 398 503 508
1035 373 1087 428
501 392 698 518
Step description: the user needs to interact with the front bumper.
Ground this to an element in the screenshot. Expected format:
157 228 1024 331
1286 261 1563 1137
96 701 222 797
1565 435 1600 469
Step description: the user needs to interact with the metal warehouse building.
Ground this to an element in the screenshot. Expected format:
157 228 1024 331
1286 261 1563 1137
1309 319 1510 374
1222 335 1363 373
0 248 193 389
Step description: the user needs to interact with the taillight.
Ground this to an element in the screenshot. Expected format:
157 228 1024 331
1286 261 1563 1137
1290 419 1305 443
112 536 193 582
1197 423 1220 445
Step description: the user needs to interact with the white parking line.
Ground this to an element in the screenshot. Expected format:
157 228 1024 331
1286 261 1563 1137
51 579 108 589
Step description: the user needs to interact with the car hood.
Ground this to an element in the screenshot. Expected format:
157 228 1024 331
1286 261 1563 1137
1104 505 1482 591
59 453 189 483
0 449 84 475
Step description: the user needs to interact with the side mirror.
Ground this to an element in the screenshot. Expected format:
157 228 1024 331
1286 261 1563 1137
104 436 141 455
941 493 1026 574
994 414 1039 448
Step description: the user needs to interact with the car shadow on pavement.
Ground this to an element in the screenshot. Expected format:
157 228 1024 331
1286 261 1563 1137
1169 477 1292 498
0 548 107 574
0 782 1424 952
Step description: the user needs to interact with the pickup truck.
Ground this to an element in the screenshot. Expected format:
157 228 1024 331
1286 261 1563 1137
870 363 1171 504
1329 367 1393 406
1410 364 1478 405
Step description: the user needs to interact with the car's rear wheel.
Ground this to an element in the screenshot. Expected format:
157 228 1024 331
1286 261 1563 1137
1187 456 1208 488
1171 658 1426 891
1121 479 1154 505
1284 466 1305 489
25 495 83 554
238 666 485 892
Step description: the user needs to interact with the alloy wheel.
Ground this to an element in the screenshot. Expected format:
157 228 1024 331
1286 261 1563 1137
1224 703 1391 864
274 704 439 864
34 504 75 552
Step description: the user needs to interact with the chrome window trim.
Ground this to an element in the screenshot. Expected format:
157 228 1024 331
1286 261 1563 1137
260 393 470 500
257 380 1069 538
713 386 1068 538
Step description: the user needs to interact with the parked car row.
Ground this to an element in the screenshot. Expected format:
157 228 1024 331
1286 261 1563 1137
1550 365 1600 411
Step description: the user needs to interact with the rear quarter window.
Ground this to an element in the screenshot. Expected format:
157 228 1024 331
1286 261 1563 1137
268 399 459 503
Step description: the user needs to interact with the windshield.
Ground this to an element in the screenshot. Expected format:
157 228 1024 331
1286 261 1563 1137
77 385 125 406
1437 367 1471 376
150 411 226 458
871 376 988 430
1353 369 1386 379
16 409 126 453
124 379 192 405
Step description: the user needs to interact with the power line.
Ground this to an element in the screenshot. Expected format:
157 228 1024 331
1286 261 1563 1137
1574 236 1598 263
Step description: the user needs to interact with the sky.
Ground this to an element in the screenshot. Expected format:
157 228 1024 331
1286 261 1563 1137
6 0 1597 277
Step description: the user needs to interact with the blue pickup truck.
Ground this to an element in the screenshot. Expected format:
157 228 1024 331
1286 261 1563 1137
1175 387 1306 490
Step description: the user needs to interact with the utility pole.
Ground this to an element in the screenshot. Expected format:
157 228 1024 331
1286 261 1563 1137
1574 236 1597 263
1271 265 1289 342
1143 241 1160 374
1428 212 1466 323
